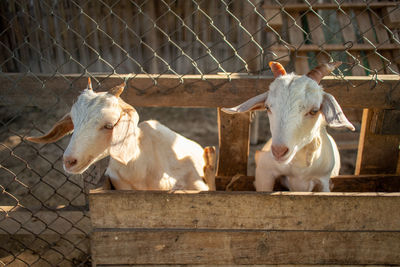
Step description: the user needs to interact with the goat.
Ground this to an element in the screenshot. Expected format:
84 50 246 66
27 78 216 191
222 62 354 192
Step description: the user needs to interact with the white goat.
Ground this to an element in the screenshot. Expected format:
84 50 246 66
223 62 354 192
27 79 216 191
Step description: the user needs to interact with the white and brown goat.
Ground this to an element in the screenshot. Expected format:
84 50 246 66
27 79 215 191
223 62 354 192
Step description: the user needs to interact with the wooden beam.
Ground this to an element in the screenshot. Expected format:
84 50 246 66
270 43 400 52
217 109 250 176
91 229 400 265
1 74 399 109
263 2 398 11
89 190 400 230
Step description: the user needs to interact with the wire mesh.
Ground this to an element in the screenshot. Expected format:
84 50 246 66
0 0 399 266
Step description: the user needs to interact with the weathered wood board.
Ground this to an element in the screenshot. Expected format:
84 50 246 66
92 229 400 265
217 109 250 176
1 74 399 109
89 190 400 231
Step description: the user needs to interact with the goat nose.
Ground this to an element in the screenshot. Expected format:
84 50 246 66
271 145 289 159
63 156 77 168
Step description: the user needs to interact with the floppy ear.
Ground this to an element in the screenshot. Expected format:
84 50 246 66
321 93 355 131
222 92 268 114
26 113 74 143
110 110 139 165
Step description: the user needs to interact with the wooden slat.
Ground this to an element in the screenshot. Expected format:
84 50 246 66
336 11 365 76
306 13 330 64
1 74 399 108
263 2 398 11
263 4 282 30
370 11 399 74
89 190 400 230
92 230 400 265
371 109 400 135
216 174 400 192
270 43 400 52
384 6 400 28
355 109 400 175
288 12 309 74
217 109 250 176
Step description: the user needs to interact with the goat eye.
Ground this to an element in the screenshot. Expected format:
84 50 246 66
265 105 271 113
104 123 114 130
307 109 319 116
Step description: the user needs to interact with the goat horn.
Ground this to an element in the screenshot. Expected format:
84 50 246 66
87 77 93 90
306 62 342 84
108 83 125 98
269 61 287 78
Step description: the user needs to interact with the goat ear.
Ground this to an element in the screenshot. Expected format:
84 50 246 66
321 93 355 131
222 92 268 114
110 111 139 165
26 114 74 143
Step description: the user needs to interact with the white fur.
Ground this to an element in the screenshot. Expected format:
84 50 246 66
63 89 213 190
223 73 354 192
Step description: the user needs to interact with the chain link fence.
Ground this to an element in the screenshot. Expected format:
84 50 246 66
1 0 399 266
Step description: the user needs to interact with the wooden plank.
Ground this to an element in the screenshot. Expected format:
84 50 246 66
355 109 400 175
217 109 250 176
306 12 330 64
336 11 365 76
263 2 398 11
92 230 400 265
242 0 261 73
384 6 400 28
355 10 384 74
216 174 400 192
370 11 399 74
270 43 399 52
89 190 400 230
263 5 283 31
0 74 399 109
369 109 400 135
288 12 309 74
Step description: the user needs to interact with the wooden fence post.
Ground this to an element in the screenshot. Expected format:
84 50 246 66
217 108 250 176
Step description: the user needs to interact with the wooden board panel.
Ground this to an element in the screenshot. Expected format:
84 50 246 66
355 109 400 175
216 174 400 192
1 74 399 109
370 11 399 74
91 229 400 265
306 13 329 64
263 3 398 11
89 190 400 231
288 12 309 74
336 11 365 76
217 108 250 176
384 6 400 28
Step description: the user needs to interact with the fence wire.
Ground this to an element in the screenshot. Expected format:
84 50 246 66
0 0 399 266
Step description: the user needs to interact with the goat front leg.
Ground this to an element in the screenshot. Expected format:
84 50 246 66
254 151 278 191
